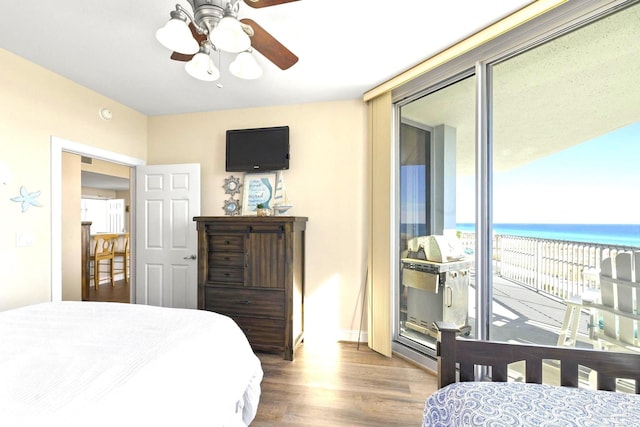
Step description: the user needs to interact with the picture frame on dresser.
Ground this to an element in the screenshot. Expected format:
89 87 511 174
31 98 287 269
241 172 277 215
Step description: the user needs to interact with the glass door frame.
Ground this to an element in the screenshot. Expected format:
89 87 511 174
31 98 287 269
392 69 477 359
388 0 636 365
395 118 433 356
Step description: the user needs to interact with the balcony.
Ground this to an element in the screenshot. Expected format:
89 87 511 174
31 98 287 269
459 232 640 351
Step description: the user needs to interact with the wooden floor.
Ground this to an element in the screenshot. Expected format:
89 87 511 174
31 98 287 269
252 341 437 426
84 283 436 425
86 279 130 303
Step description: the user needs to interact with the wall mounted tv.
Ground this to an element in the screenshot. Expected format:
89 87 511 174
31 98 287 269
225 126 290 172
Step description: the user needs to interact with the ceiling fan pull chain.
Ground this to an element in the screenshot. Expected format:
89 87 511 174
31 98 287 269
216 48 224 88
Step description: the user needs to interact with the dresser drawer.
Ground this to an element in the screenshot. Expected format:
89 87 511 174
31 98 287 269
208 234 244 252
209 252 245 268
205 223 252 234
208 267 244 284
234 316 284 352
204 287 284 318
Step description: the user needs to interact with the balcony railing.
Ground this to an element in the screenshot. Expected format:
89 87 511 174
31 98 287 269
458 232 638 300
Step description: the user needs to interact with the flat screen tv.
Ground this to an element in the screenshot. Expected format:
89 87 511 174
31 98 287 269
225 126 290 172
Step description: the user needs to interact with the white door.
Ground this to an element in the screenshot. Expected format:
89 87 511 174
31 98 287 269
135 164 201 308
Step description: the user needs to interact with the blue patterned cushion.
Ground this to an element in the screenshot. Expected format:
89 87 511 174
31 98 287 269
423 381 640 426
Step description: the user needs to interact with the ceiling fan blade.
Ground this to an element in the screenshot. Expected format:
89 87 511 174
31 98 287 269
170 22 206 61
243 0 300 8
188 22 208 45
240 18 298 70
171 52 195 62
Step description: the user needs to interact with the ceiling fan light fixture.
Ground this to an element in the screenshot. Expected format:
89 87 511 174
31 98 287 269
229 51 263 80
156 10 199 54
209 16 251 53
185 48 220 81
158 1 298 82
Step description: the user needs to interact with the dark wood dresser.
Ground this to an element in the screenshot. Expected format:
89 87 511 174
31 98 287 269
194 216 307 360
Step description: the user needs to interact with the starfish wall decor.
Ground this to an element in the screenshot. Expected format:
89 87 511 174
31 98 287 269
10 186 42 212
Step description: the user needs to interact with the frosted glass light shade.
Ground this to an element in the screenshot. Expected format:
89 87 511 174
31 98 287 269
209 17 251 53
229 51 263 80
156 18 199 54
185 52 220 81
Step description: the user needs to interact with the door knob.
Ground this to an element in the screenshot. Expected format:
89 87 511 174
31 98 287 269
183 254 197 260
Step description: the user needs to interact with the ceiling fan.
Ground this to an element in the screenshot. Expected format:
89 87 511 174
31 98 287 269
156 0 299 82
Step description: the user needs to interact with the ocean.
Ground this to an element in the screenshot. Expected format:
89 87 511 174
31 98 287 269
455 223 640 248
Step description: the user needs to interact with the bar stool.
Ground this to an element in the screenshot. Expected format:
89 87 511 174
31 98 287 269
114 233 130 284
90 234 118 289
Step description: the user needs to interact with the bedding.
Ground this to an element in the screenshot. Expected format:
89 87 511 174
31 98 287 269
423 381 640 427
0 301 263 427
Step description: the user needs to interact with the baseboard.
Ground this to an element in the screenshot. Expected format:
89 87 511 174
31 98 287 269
339 329 368 343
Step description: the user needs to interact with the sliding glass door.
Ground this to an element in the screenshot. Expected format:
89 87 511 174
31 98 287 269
489 1 640 352
396 75 477 354
392 1 640 368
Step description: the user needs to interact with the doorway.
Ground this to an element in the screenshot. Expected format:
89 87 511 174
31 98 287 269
80 158 131 302
51 136 145 303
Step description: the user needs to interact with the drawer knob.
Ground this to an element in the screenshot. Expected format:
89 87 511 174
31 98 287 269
225 240 231 245
240 300 252 305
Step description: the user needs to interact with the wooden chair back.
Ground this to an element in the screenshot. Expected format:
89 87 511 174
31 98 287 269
93 234 118 260
91 234 118 288
436 321 640 393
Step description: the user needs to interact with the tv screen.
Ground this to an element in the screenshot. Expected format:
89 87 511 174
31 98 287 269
225 126 290 172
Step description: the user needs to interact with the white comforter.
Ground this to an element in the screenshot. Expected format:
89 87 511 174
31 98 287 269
0 301 263 427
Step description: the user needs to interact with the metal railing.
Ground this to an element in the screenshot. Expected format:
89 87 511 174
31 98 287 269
457 231 638 300
495 235 636 300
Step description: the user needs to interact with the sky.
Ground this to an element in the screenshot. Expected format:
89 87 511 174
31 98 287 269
456 121 640 224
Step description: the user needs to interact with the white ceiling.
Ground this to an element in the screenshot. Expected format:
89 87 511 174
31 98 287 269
81 171 129 191
400 3 640 174
0 0 532 116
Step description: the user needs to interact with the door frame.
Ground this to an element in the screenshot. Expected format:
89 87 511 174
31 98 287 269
51 136 145 302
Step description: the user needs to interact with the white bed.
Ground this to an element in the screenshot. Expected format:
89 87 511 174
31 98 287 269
0 301 263 427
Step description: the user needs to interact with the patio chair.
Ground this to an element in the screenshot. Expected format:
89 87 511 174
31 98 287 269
587 252 640 352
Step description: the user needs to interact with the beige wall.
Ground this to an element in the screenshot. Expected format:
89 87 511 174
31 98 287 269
148 100 369 342
62 153 81 301
81 158 130 179
0 47 370 343
0 49 147 310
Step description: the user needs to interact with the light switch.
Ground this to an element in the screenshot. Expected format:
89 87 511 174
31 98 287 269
16 232 33 247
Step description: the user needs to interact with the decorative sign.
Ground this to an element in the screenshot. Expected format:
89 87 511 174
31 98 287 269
242 173 276 216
